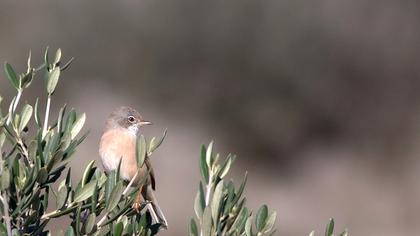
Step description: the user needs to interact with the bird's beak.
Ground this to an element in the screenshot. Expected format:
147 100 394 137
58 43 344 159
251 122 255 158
139 120 152 126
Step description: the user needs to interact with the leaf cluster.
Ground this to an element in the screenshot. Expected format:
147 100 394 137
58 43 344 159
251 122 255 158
190 142 277 236
0 49 166 236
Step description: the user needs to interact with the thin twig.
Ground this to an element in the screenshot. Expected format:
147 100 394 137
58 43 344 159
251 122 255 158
12 90 22 115
41 202 75 220
42 95 51 139
12 126 32 167
122 172 138 196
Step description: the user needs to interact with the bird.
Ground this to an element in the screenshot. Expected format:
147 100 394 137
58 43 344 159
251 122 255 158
99 106 168 229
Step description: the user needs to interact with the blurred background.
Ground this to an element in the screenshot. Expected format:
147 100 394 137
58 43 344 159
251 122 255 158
1 0 420 235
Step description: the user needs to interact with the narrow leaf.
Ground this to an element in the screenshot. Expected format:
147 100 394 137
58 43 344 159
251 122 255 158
74 180 97 202
189 219 198 236
199 145 209 184
219 155 234 178
84 214 96 234
340 229 348 236
136 135 146 167
262 211 277 233
46 66 61 94
325 218 334 236
148 128 167 155
70 112 85 139
18 104 33 132
206 141 213 167
113 222 123 236
106 181 124 212
211 180 224 222
256 205 268 232
64 226 74 236
4 63 20 89
54 48 62 65
81 160 95 187
34 98 41 127
202 206 212 236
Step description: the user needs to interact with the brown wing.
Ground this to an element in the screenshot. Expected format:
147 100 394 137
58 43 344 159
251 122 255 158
144 158 156 190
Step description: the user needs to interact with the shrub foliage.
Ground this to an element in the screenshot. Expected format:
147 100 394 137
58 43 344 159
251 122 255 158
0 49 346 236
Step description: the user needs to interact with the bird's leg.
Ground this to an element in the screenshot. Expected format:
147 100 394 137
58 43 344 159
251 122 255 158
132 185 143 212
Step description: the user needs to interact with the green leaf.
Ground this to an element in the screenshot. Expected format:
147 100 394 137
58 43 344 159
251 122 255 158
202 206 212 236
105 171 116 204
262 211 277 233
44 47 50 70
148 128 167 155
106 181 124 212
206 141 213 167
46 66 61 94
84 213 96 234
74 180 97 202
325 218 334 236
91 182 99 212
211 180 224 223
256 205 268 232
21 69 34 89
136 135 146 167
64 226 75 236
70 112 86 139
0 167 10 190
57 182 68 209
18 104 33 132
194 190 204 219
218 155 234 178
65 109 76 132
228 207 249 234
54 48 62 65
340 229 348 236
233 172 247 205
81 160 95 188
0 133 5 149
37 167 48 184
61 57 74 71
4 62 20 89
57 104 67 132
189 219 198 236
0 223 7 235
245 216 252 236
199 145 209 183
113 222 124 236
34 98 41 127
13 114 20 129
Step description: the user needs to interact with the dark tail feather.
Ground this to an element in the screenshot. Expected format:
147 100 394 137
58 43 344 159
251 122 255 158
144 185 168 229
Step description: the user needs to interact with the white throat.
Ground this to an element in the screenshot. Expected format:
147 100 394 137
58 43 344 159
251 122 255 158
127 125 139 136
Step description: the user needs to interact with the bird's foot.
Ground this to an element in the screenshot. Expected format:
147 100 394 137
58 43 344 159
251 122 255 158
132 200 151 213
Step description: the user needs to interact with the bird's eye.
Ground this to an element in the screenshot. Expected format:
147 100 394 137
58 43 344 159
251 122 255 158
128 116 135 123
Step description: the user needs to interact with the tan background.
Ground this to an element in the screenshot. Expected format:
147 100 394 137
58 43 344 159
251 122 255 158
1 1 420 235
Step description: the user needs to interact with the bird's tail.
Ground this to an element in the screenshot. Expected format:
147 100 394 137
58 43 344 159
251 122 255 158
144 185 168 229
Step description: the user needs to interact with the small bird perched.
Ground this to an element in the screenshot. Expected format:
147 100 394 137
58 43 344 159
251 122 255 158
99 106 168 229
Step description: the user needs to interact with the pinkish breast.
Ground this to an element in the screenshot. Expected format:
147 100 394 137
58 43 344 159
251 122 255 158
99 128 140 181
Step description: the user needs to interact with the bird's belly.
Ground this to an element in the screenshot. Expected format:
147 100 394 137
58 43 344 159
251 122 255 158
99 128 139 181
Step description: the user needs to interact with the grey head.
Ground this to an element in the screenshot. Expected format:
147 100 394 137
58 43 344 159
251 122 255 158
106 106 151 134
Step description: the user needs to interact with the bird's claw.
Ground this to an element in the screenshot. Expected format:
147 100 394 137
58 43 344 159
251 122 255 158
132 200 151 213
